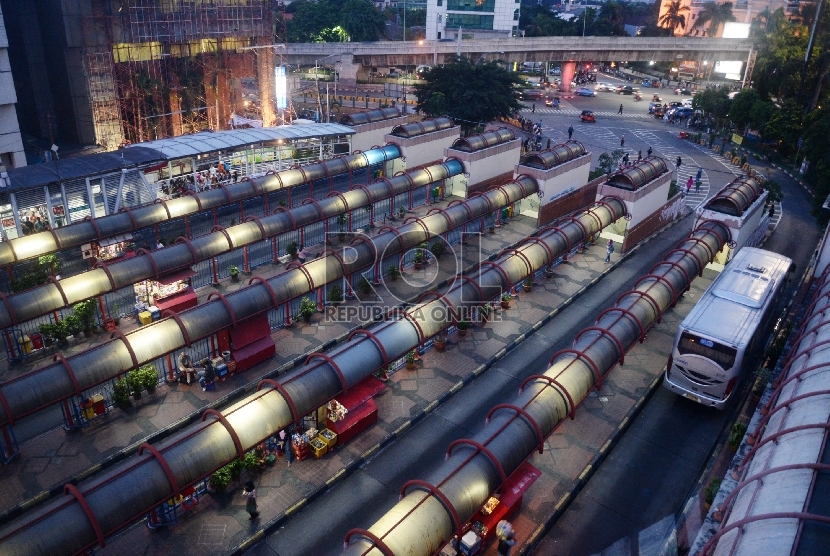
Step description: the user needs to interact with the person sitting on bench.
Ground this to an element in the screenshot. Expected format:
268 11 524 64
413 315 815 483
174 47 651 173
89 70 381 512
177 350 201 384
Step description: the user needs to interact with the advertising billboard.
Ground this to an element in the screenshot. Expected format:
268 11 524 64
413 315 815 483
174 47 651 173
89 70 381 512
275 66 287 110
722 22 751 38
714 60 743 75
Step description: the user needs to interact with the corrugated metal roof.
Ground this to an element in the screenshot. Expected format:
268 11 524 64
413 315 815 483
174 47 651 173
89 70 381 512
3 124 355 192
125 124 355 159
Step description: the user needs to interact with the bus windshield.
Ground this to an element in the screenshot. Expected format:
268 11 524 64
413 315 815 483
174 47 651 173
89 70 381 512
677 332 737 371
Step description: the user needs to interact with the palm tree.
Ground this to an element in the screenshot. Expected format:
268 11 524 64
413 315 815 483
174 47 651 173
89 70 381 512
659 1 690 36
692 2 736 37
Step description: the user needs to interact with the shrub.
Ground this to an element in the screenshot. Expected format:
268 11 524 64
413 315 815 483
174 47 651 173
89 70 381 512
430 242 445 258
286 241 299 257
327 284 343 304
388 265 400 280
209 467 232 492
704 477 722 505
228 265 239 277
112 378 131 408
728 422 748 450
299 296 316 321
358 276 371 294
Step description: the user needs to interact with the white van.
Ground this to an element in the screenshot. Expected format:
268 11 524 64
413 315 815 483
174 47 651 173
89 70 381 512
682 98 694 108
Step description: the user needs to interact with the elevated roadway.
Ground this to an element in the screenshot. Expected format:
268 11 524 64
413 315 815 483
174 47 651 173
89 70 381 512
283 37 754 79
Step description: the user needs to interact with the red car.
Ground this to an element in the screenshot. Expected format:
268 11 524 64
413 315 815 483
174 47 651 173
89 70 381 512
580 110 596 123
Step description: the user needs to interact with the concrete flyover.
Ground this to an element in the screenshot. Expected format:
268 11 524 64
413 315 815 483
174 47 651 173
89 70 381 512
283 37 754 79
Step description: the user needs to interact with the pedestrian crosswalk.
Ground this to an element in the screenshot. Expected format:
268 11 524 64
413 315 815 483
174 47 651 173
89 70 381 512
531 108 651 118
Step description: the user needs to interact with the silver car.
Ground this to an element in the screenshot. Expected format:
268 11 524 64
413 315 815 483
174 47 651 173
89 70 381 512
594 82 615 92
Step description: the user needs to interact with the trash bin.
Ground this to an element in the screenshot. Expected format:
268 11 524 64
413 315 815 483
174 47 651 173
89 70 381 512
18 335 33 354
30 333 44 351
149 306 161 321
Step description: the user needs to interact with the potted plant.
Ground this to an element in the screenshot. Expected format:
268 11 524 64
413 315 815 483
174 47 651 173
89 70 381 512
209 466 232 492
328 284 343 305
405 350 417 369
479 304 492 322
112 303 121 326
488 222 495 234
127 370 143 401
413 250 424 270
388 265 400 281
398 205 406 219
51 320 70 347
73 299 97 337
278 198 288 208
229 265 240 282
112 377 131 409
139 364 159 395
336 213 347 242
522 276 533 293
457 319 471 337
430 241 445 259
63 314 82 341
286 241 299 259
431 186 441 203
434 333 447 352
500 292 511 309
299 296 316 323
373 366 389 381
38 322 56 347
752 366 772 402
728 422 748 450
703 476 722 509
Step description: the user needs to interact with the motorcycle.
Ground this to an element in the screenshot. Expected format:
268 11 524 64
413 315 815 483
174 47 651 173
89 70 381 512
633 93 642 101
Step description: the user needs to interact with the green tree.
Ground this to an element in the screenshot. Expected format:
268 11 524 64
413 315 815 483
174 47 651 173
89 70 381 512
728 89 761 130
658 0 689 36
692 86 730 120
692 2 736 37
413 58 524 136
747 100 776 136
287 0 340 42
802 108 830 217
595 2 629 36
763 100 803 154
340 0 386 41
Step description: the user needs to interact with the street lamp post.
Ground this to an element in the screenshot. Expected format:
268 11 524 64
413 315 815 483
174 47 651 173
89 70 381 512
315 53 340 122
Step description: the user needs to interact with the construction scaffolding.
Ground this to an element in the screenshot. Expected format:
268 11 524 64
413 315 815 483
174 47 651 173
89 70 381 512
84 0 290 149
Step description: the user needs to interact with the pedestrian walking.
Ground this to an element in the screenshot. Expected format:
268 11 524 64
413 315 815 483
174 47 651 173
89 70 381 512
546 138 551 149
568 125 574 140
647 146 653 157
769 204 775 218
532 103 536 113
620 134 625 147
618 104 623 115
696 167 703 182
637 150 642 161
686 176 693 193
605 238 614 263
496 521 517 556
676 156 682 171
242 480 259 520
695 178 701 193
283 430 293 468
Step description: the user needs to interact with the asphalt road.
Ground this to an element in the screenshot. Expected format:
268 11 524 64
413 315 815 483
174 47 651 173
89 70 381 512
528 76 821 556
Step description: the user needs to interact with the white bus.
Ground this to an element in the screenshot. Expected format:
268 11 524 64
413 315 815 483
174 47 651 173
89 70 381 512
663 247 793 409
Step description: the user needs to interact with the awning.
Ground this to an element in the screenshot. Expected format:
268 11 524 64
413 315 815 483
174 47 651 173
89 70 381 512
154 268 197 285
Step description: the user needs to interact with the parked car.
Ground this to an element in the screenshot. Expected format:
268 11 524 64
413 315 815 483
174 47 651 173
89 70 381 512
580 110 596 122
575 87 596 97
594 82 615 92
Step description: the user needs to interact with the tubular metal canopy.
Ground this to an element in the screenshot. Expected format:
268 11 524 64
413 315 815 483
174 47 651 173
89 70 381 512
342 219 730 556
0 175 546 556
450 128 516 152
703 175 764 216
605 157 668 190
0 160 468 429
520 141 587 169
0 145 401 268
340 107 402 126
390 117 456 138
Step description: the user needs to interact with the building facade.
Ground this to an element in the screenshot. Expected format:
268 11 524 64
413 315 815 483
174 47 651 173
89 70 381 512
0 3 26 169
426 0 519 40
0 0 280 151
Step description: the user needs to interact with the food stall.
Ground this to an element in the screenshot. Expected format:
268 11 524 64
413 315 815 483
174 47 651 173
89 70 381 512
134 268 198 314
82 234 135 263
